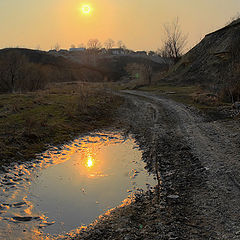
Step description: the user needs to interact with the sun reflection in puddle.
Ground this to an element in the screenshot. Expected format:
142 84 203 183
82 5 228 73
0 131 156 239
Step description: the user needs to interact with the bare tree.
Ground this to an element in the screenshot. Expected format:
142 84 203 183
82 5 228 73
117 40 126 49
0 60 11 92
144 63 153 85
86 39 102 66
24 64 47 91
104 38 115 49
54 43 60 51
4 52 28 93
87 39 102 50
0 52 48 93
70 44 76 49
160 18 188 63
78 43 86 48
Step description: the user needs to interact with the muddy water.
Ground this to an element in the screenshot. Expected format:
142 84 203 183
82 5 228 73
0 132 155 239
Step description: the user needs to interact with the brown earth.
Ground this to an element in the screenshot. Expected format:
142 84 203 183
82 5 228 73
66 90 240 240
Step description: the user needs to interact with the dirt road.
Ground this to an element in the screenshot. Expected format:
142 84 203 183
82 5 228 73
72 90 240 240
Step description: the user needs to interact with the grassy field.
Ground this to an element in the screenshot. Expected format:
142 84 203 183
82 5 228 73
0 83 123 168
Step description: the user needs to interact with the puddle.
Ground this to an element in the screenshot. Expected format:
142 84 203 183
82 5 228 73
0 132 155 239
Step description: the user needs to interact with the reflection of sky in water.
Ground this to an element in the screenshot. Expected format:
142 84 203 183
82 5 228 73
0 132 155 239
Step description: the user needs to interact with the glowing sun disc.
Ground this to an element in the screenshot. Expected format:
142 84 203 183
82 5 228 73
87 159 93 167
82 5 91 14
87 156 93 168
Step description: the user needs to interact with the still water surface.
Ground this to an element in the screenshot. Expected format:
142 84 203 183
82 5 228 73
0 132 155 239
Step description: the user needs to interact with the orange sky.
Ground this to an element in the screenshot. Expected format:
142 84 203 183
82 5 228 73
0 0 239 51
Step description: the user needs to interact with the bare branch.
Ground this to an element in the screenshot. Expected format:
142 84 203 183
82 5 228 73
160 17 188 63
87 39 102 50
117 40 126 49
104 38 115 49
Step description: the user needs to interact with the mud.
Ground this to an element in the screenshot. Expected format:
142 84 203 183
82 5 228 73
67 90 240 240
0 131 155 239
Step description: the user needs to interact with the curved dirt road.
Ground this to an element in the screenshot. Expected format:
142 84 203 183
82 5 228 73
120 90 240 240
71 90 240 240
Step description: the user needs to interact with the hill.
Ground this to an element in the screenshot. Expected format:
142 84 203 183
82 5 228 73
0 48 107 93
0 48 168 93
0 48 74 68
165 19 240 100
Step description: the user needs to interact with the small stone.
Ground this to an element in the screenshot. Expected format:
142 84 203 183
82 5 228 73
235 231 240 235
167 195 179 199
124 235 131 240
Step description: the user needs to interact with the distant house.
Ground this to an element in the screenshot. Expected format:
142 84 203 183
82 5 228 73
126 49 135 55
59 49 69 54
69 47 86 52
148 51 157 56
48 49 57 54
99 48 108 54
136 51 147 55
108 48 126 55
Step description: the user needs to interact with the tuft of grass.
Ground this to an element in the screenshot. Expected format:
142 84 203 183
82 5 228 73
0 83 124 167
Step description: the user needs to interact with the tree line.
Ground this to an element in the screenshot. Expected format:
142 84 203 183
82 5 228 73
0 18 189 93
54 39 127 52
0 50 99 93
65 18 187 64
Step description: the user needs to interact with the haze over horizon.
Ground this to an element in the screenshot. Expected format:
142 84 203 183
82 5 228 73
0 0 239 51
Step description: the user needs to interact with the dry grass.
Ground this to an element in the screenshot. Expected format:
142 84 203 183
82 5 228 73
0 83 124 167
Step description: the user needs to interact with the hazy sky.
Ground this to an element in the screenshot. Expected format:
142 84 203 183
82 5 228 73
0 0 239 51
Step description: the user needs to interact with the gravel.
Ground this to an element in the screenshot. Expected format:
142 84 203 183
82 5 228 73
61 90 240 240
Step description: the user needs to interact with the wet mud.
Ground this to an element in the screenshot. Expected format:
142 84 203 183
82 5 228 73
67 91 240 240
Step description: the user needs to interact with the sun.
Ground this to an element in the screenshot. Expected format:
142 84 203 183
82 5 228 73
81 4 91 14
86 156 94 168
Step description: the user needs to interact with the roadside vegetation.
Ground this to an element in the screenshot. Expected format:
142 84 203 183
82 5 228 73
0 83 123 169
119 17 240 121
138 84 234 120
119 77 233 120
